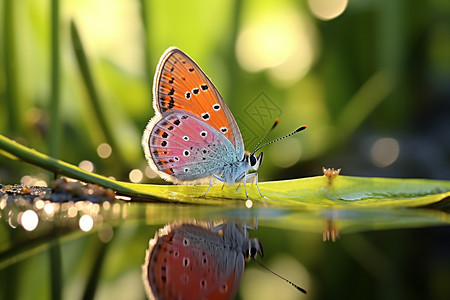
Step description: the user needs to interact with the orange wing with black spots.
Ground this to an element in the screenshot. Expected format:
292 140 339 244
153 47 244 158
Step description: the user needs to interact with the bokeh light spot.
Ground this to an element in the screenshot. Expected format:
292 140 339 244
79 160 94 172
35 180 47 187
97 143 112 159
98 225 114 243
145 166 158 179
35 199 45 209
129 169 143 183
20 210 39 231
44 203 55 215
21 175 48 187
70 0 144 74
103 201 111 210
0 199 6 210
308 0 348 21
68 206 78 218
370 138 400 168
236 6 316 85
21 175 34 186
79 215 94 232
270 138 302 168
245 199 253 209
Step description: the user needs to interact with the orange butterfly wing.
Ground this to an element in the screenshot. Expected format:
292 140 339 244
153 47 245 159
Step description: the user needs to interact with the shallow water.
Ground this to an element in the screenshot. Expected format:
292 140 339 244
1 194 449 300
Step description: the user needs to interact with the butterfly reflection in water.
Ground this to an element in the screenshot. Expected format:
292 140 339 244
142 221 263 300
142 47 306 197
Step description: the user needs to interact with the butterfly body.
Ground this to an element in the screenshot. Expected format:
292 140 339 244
142 221 263 300
142 47 264 196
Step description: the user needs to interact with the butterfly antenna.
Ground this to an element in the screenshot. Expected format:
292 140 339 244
253 259 308 294
251 119 280 154
252 125 307 154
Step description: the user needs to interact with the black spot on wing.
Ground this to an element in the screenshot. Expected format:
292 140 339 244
168 97 175 109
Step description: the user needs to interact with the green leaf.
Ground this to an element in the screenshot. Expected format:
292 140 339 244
0 133 449 207
109 176 450 208
256 176 450 208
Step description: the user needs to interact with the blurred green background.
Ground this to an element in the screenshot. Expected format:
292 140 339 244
1 1 450 300
1 0 449 186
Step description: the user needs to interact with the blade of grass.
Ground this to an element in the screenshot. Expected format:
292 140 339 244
49 3 63 299
2 229 19 299
1 4 20 293
70 20 130 171
82 232 114 300
49 240 62 300
0 225 87 271
3 0 20 135
224 0 244 112
138 0 154 103
49 0 61 159
0 133 136 194
337 71 394 139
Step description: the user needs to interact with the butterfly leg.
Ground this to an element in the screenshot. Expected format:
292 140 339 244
244 219 258 231
244 173 268 199
202 174 226 197
209 220 224 232
242 219 258 238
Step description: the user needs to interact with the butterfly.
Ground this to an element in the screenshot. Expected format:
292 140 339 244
142 47 306 197
142 221 263 300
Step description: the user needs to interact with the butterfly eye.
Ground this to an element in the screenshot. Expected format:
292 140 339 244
248 238 263 259
250 247 257 258
247 153 263 171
